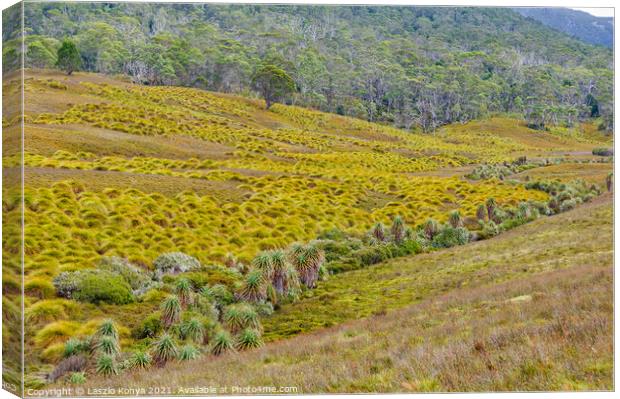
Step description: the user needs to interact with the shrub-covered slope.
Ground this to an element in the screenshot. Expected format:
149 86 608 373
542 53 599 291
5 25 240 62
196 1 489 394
77 195 613 392
1 70 612 390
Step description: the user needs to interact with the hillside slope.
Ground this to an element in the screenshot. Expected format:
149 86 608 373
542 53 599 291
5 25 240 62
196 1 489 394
2 70 613 391
515 8 613 48
79 195 613 392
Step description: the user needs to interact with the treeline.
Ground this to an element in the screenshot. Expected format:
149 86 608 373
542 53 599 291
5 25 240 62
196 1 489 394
3 3 613 131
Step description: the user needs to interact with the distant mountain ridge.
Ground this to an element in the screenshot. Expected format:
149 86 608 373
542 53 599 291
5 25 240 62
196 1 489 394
514 7 613 48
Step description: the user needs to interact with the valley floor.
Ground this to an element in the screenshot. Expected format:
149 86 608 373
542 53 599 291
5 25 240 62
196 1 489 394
78 194 613 393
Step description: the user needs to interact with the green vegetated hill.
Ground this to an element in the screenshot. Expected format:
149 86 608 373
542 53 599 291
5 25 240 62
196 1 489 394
78 194 613 392
2 69 613 392
2 3 613 132
514 8 613 48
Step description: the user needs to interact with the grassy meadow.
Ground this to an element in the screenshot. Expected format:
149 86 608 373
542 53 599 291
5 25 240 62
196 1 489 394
2 69 613 393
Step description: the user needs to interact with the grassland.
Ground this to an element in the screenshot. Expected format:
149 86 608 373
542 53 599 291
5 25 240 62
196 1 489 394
2 70 613 391
78 195 613 392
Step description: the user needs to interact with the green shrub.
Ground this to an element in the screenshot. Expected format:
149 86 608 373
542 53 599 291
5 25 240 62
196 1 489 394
315 238 363 262
98 257 152 293
154 252 201 279
201 284 234 307
133 312 163 339
353 244 395 266
175 266 241 288
68 372 86 385
432 226 471 248
71 270 134 305
478 221 501 240
500 217 528 231
317 228 348 241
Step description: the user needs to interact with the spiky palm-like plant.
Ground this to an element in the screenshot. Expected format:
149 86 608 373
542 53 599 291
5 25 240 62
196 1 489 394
69 372 86 384
96 319 118 340
63 338 81 358
180 318 205 343
129 350 151 369
95 354 117 376
284 264 301 300
211 330 234 356
235 328 263 351
476 204 487 222
175 278 192 308
424 219 439 240
224 303 260 333
270 250 289 295
160 295 181 328
371 223 386 242
179 344 200 361
252 252 273 279
238 270 267 303
290 244 324 288
448 211 462 228
95 335 119 356
152 333 178 366
486 198 497 220
518 202 531 219
391 216 406 244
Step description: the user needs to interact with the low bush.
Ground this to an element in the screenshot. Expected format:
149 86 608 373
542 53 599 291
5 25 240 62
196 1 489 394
153 252 201 278
98 256 152 292
53 270 134 305
132 312 163 339
432 226 471 248
72 271 133 305
68 372 86 385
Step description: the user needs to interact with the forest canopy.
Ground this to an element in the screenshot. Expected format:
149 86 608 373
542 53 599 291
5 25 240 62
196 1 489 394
3 3 613 131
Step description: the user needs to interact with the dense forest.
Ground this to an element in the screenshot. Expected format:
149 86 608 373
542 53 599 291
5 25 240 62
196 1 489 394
3 3 614 132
